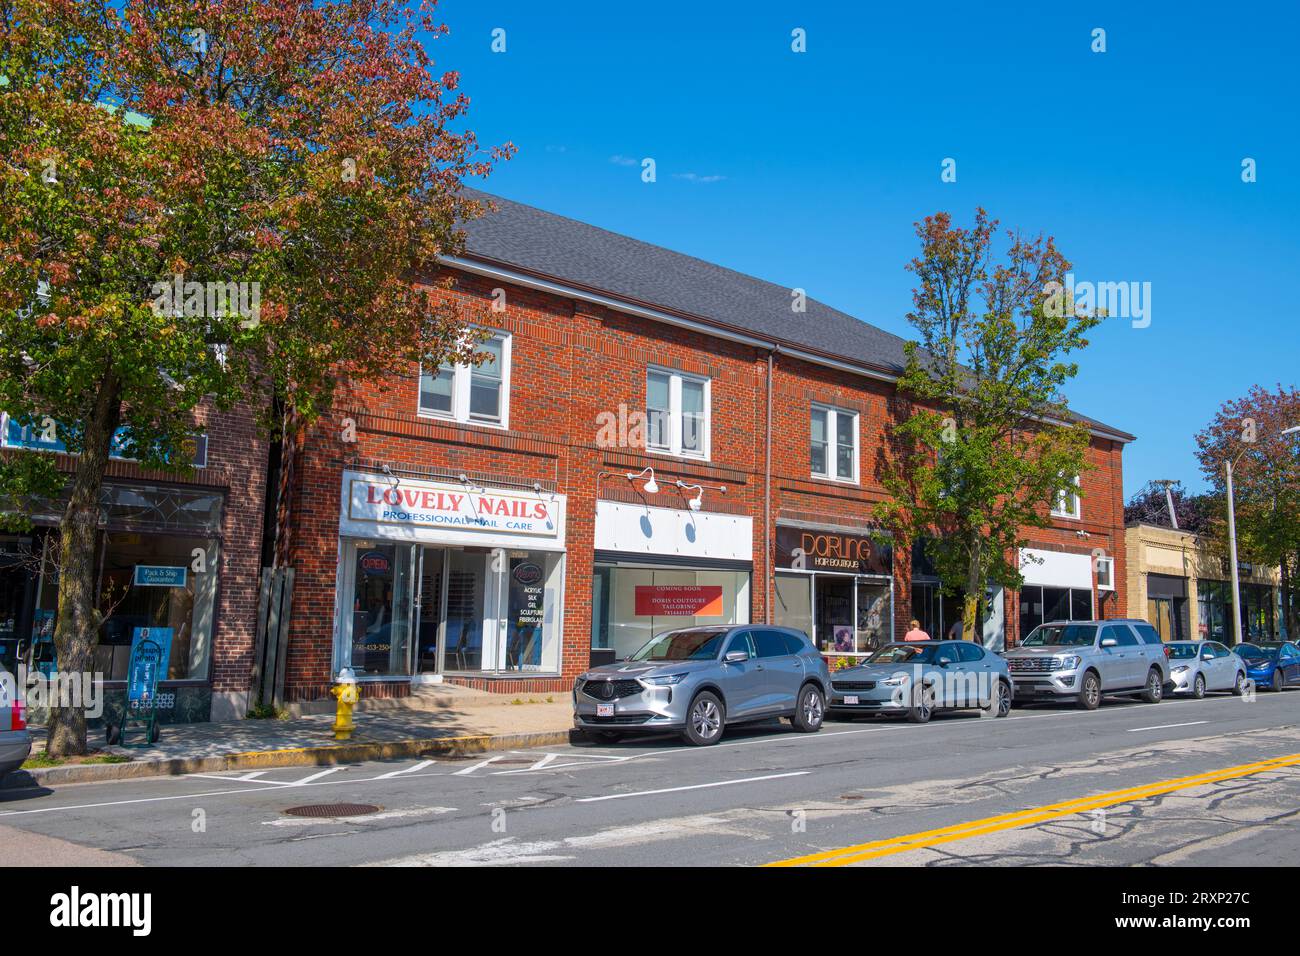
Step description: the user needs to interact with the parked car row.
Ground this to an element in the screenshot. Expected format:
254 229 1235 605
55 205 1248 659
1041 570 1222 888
573 619 1293 747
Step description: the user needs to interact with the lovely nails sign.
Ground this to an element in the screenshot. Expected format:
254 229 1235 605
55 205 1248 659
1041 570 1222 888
347 478 557 536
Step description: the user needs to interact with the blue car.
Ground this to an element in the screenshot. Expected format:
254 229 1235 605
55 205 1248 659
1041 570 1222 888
1235 641 1300 691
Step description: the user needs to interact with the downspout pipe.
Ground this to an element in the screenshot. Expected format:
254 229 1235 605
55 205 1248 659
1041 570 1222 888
765 348 777 624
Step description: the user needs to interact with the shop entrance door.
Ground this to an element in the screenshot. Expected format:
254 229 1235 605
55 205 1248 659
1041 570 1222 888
815 575 855 653
413 547 446 676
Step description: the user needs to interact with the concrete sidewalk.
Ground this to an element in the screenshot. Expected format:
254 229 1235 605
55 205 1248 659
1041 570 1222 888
9 685 574 788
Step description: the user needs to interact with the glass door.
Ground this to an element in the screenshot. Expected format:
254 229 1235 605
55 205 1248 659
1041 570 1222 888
815 574 855 653
414 547 446 675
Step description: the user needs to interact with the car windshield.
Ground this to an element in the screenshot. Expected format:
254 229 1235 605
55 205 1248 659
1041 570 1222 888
1166 644 1198 660
1239 642 1280 659
866 644 938 665
1021 624 1096 647
630 628 726 662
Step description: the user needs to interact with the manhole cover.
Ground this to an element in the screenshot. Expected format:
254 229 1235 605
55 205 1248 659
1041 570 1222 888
283 803 381 818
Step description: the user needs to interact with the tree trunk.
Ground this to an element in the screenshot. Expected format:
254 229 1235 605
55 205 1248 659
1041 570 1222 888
962 535 983 642
45 371 122 757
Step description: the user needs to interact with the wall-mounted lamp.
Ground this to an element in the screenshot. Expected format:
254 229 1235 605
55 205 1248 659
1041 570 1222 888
675 479 726 512
626 467 659 495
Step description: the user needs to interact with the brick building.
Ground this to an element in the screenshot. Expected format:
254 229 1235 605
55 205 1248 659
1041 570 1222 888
0 399 269 723
274 190 1135 703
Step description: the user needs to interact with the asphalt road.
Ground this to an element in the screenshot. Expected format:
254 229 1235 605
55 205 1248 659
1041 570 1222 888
4 688 1300 867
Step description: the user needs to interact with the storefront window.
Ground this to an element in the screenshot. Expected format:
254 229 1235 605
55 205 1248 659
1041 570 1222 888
1019 585 1093 638
96 531 219 681
773 573 812 641
855 579 891 652
1197 579 1230 642
340 540 563 677
592 565 749 661
348 543 415 676
4 484 223 684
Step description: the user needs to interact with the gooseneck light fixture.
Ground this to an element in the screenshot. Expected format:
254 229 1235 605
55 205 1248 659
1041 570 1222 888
626 467 659 495
675 478 727 512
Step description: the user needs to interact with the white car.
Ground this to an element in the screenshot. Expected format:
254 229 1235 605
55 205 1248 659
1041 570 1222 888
1165 640 1247 698
0 680 32 781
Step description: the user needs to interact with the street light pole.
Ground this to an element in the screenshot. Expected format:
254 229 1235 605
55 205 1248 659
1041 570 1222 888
1226 457 1243 646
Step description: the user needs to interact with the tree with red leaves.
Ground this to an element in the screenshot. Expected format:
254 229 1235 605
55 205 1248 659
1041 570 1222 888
0 0 512 754
1195 385 1300 641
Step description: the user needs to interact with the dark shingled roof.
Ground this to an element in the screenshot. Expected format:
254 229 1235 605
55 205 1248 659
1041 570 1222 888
453 188 1135 442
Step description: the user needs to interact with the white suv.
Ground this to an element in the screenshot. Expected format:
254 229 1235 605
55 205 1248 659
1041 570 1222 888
1004 619 1169 710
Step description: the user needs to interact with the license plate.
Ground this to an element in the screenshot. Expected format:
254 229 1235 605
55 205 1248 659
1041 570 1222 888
596 703 614 717
843 695 859 705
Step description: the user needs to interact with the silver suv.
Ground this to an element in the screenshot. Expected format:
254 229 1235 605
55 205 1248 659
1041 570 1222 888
1004 619 1169 710
573 625 830 746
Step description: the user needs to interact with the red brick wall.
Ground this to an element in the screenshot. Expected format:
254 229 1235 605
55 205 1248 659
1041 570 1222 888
279 269 1129 699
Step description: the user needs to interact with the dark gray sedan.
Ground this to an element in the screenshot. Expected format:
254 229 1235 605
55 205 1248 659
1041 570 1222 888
827 640 1014 723
573 625 831 746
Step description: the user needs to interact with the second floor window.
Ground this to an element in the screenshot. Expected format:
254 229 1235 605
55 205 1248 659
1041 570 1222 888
1052 474 1081 519
811 404 857 482
419 332 510 426
646 368 709 458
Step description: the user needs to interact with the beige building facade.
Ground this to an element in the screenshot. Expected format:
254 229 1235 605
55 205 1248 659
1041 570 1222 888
1125 523 1281 644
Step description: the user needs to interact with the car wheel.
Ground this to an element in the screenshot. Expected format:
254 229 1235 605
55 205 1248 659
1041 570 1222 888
1271 675 1286 692
907 683 935 724
1141 667 1164 703
1077 671 1101 710
1232 671 1246 696
1192 673 1206 699
682 691 725 746
982 679 1012 718
791 684 825 733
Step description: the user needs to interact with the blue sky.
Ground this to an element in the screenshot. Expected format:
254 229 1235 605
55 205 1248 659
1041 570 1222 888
430 0 1299 497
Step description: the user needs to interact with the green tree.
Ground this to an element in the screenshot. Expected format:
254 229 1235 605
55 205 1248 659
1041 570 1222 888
1194 385 1300 640
875 210 1102 640
0 0 511 754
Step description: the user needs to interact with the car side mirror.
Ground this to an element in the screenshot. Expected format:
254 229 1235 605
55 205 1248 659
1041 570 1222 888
724 650 749 664
1100 638 1118 648
937 657 953 667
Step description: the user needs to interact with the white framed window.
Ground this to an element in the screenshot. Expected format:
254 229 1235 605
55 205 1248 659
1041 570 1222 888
1095 556 1115 591
418 331 511 428
811 404 858 482
646 367 710 459
1052 474 1081 519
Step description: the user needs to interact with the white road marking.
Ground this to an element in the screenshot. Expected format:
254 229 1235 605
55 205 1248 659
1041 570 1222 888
375 759 435 779
288 767 346 786
576 771 810 803
1127 720 1210 732
453 755 506 776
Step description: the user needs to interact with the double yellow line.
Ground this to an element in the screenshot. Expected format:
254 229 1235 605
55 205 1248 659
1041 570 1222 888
767 751 1300 867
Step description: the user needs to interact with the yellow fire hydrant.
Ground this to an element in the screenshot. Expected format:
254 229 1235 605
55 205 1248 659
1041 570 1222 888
330 668 360 740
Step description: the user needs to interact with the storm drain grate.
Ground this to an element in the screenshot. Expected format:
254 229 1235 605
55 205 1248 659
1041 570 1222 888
283 803 381 818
